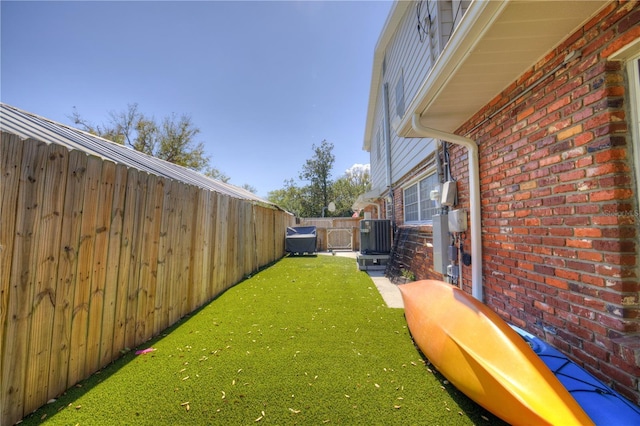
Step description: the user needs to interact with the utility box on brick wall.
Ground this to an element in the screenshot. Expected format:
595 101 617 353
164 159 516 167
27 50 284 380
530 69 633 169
432 214 449 275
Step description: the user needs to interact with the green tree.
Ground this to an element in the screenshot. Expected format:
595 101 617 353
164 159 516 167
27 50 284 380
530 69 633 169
267 142 371 218
157 113 208 171
241 183 258 194
267 179 305 215
204 165 230 183
70 104 227 178
299 139 335 217
332 164 371 216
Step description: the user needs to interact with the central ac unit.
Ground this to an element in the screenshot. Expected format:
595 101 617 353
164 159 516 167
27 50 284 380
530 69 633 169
360 219 391 254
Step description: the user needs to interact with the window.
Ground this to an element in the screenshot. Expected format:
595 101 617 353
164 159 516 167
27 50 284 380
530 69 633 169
610 39 640 213
404 173 440 223
631 56 640 211
405 185 419 222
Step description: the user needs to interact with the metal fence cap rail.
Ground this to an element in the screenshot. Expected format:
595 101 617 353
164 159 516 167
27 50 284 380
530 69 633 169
0 102 277 207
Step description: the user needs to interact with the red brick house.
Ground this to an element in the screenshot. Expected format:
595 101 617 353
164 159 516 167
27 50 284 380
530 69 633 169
361 1 640 403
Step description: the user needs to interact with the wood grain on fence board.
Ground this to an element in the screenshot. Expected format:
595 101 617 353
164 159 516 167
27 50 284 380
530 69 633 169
1 133 293 426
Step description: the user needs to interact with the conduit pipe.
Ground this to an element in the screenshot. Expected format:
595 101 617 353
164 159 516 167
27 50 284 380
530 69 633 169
412 113 483 301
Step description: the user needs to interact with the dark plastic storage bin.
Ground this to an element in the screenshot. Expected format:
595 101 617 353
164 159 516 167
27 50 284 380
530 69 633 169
285 226 317 254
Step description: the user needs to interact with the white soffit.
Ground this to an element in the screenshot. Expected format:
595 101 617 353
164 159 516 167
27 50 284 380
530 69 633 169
398 0 609 137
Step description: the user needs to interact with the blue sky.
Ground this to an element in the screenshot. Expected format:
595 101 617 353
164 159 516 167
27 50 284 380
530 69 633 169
1 0 392 197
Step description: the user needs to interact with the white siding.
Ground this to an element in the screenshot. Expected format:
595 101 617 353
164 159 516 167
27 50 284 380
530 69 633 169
370 86 387 192
368 1 470 195
439 0 471 48
376 1 437 192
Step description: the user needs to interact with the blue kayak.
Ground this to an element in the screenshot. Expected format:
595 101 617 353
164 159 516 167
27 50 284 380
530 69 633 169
511 325 640 425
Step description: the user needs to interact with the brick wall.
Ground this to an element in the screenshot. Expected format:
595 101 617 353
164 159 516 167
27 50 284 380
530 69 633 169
449 1 640 403
386 163 448 284
385 1 639 403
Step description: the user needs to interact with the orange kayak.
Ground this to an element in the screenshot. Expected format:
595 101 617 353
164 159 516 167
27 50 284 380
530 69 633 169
399 280 594 426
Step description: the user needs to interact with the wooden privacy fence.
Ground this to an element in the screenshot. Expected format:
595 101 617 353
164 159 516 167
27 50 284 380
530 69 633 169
0 133 294 425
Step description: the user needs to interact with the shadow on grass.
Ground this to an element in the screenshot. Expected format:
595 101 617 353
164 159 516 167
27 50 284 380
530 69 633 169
19 306 202 425
19 261 275 426
20 256 508 425
410 344 510 426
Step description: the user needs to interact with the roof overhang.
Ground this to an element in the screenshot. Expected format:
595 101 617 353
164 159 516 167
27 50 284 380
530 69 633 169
363 1 411 151
352 188 384 211
364 0 609 148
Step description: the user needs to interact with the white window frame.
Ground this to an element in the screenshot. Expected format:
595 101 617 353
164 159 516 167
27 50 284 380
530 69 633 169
403 172 440 224
628 55 640 209
627 54 640 216
610 40 640 213
385 197 393 220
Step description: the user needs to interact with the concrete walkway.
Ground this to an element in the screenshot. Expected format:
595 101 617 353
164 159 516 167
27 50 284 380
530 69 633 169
318 251 404 309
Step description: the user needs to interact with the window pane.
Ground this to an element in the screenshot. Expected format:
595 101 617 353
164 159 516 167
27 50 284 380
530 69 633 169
405 184 419 222
419 174 439 221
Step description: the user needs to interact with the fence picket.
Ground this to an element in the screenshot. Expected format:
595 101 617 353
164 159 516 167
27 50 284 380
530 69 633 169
47 149 88 405
4 139 46 420
1 133 294 426
68 155 102 384
154 176 173 335
127 169 148 349
84 160 116 374
0 133 24 418
100 162 128 366
24 142 68 413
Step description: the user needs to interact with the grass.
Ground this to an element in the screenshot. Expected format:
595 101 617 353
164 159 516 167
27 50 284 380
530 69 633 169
22 255 505 425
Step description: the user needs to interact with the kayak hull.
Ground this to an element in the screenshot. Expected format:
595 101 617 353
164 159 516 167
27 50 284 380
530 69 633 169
399 280 594 426
512 325 640 426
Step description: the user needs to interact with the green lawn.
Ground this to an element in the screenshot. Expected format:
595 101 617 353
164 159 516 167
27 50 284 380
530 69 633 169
22 255 505 425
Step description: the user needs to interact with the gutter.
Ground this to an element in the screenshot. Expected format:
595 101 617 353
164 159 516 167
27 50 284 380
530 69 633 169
412 114 483 301
382 83 395 225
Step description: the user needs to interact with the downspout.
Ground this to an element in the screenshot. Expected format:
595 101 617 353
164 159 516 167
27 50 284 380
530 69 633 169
412 114 483 301
382 83 395 223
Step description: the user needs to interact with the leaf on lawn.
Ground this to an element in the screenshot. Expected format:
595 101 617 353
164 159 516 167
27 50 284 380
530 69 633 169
394 405 401 409
182 376 189 381
289 408 301 414
181 402 190 406
221 391 226 399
